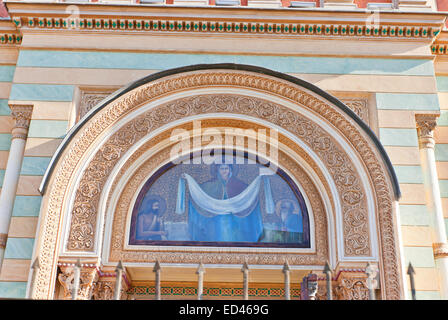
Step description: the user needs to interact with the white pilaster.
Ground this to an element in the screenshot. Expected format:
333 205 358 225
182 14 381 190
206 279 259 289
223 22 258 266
0 104 33 272
416 114 448 300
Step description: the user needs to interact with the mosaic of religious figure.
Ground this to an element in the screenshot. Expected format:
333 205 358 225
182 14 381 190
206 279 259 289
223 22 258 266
129 152 310 248
135 196 167 241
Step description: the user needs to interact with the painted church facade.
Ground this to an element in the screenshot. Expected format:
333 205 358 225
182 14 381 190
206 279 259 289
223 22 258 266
0 0 447 300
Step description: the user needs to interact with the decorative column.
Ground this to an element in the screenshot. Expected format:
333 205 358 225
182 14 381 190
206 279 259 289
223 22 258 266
0 104 33 271
415 114 448 299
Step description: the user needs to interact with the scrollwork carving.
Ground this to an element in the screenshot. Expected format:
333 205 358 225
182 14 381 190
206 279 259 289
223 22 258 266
335 276 369 300
57 266 98 300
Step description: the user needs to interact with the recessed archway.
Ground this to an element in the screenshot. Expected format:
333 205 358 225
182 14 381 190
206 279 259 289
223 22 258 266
33 64 403 300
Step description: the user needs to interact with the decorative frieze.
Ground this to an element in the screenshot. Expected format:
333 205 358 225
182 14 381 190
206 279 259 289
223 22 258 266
432 44 448 55
11 15 440 40
0 33 22 45
127 284 301 299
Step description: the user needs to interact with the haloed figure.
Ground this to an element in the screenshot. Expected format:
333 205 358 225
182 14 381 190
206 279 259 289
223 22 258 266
201 163 247 200
187 162 264 242
278 199 302 243
136 199 167 240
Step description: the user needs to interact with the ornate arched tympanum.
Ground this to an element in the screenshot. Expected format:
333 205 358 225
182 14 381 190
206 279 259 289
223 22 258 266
33 64 403 300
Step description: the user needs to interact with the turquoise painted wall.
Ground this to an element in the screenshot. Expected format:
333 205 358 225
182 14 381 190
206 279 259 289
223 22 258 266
17 50 436 76
0 100 10 116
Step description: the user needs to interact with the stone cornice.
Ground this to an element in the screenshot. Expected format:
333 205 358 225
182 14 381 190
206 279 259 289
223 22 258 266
2 1 446 44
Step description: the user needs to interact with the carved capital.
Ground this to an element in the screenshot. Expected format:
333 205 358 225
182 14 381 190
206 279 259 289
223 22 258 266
415 114 439 149
9 104 33 129
57 265 99 300
334 272 369 300
433 242 448 259
9 105 33 140
92 274 129 300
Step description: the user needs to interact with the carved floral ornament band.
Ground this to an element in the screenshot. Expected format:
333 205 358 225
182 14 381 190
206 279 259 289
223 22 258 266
33 70 401 300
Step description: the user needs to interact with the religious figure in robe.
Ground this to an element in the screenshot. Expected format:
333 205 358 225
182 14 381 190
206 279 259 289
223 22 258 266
270 199 303 243
176 163 274 243
136 198 167 241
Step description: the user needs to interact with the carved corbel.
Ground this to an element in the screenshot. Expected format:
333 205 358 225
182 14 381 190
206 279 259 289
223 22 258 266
91 269 130 300
57 264 99 300
334 271 370 300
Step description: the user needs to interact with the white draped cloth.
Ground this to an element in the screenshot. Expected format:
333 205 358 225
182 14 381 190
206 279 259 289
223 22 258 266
175 173 274 216
182 174 261 215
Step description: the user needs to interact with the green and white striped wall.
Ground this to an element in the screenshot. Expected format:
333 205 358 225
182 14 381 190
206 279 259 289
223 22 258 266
0 49 444 299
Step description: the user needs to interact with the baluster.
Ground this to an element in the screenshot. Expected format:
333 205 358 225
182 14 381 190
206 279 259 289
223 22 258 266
282 261 290 300
153 260 161 300
72 259 81 300
242 262 249 300
196 262 205 300
323 261 332 300
114 260 123 300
